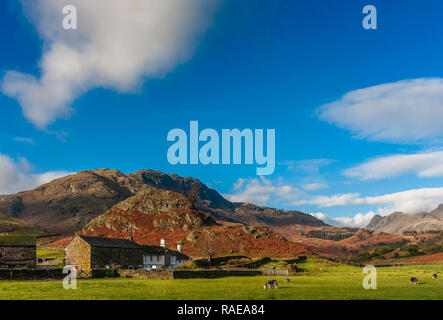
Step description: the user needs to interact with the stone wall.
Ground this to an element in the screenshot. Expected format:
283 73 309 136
233 257 272 269
0 269 63 280
0 246 35 269
261 269 289 276
117 269 261 279
173 270 262 279
118 269 173 280
0 268 262 280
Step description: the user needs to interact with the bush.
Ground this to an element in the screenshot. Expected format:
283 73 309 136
177 261 198 270
406 246 420 256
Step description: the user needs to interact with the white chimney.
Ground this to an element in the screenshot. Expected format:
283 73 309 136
177 244 182 253
160 238 166 248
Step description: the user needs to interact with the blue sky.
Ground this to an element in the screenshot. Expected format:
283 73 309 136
2 0 443 226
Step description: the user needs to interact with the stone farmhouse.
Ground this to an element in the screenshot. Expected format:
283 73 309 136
0 234 36 269
65 235 190 274
142 239 189 270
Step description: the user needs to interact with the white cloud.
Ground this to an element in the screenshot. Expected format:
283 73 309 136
294 187 443 215
223 177 302 206
317 78 443 144
2 0 220 128
13 137 35 145
311 211 376 228
294 193 360 207
0 153 72 194
333 211 377 228
344 150 443 180
309 212 343 227
302 182 328 191
357 187 443 214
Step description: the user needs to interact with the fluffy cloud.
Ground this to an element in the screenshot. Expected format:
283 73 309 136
344 150 443 180
317 78 443 144
302 182 328 191
333 211 377 228
311 211 376 228
223 177 302 206
309 212 343 227
2 0 219 128
0 154 71 194
295 187 443 214
294 193 360 207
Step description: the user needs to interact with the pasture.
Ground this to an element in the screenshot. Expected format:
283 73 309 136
0 260 442 300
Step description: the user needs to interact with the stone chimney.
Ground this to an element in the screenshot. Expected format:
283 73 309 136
177 243 182 253
160 238 166 248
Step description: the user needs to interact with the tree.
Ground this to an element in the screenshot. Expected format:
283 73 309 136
195 230 231 266
187 183 201 209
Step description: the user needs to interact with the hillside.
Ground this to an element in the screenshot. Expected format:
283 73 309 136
0 169 146 235
367 204 443 233
78 187 308 257
0 168 324 235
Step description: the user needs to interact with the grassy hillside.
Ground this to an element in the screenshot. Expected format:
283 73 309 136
0 260 442 300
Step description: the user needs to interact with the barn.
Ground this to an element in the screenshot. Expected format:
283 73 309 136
64 235 145 274
0 234 36 269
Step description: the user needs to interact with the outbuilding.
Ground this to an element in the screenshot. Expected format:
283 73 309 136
65 235 144 274
0 234 36 269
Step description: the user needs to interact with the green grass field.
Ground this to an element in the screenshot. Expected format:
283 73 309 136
36 249 65 260
0 260 442 300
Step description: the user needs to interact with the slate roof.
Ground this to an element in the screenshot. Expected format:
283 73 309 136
0 234 36 247
143 245 190 260
78 235 143 249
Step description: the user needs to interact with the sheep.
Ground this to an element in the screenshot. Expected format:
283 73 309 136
410 277 419 284
283 278 291 283
264 279 278 289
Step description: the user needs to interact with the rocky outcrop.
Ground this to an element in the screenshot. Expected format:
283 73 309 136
80 187 307 257
83 187 215 235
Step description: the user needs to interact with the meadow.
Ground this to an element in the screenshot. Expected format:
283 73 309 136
0 260 442 300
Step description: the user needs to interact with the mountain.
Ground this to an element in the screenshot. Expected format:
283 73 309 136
128 170 324 228
0 168 325 235
0 169 146 235
78 186 308 257
366 204 443 233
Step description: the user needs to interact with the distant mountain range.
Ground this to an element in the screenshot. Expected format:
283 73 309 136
0 168 324 236
366 204 443 233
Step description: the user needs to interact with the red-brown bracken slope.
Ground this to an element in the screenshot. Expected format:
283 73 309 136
76 187 308 257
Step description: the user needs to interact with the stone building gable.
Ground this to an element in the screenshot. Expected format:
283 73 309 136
65 236 92 273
